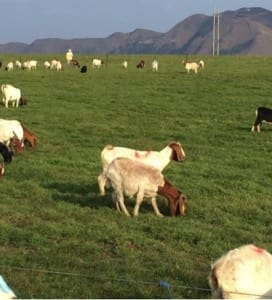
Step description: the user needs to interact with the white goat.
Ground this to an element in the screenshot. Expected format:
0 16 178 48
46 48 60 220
122 61 128 69
152 60 158 72
44 61 51 69
208 244 272 299
92 59 103 69
98 142 186 195
15 60 22 69
56 61 62 72
199 60 205 68
23 60 37 70
0 118 24 150
182 60 200 74
50 59 59 70
105 157 187 217
5 62 14 71
1 84 21 108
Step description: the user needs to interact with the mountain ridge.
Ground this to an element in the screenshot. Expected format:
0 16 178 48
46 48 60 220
1 7 272 55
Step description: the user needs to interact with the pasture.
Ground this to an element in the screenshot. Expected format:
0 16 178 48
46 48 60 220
0 54 272 298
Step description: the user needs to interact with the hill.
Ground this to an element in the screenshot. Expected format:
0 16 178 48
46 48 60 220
0 7 272 54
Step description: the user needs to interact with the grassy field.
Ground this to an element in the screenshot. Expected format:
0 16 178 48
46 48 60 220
0 53 272 298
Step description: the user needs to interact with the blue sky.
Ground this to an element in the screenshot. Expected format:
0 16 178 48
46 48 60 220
1 0 272 43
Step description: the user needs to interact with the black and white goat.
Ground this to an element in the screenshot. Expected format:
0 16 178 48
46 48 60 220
251 106 272 132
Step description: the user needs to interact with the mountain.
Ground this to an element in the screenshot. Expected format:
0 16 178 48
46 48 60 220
1 7 272 55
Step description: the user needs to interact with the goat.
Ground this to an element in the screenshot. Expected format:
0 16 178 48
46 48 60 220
1 84 26 108
70 59 80 68
199 60 205 68
208 244 272 299
251 106 272 132
182 60 200 74
80 65 87 73
21 124 37 147
5 62 14 71
0 142 13 163
15 60 22 69
23 60 37 70
92 59 104 69
152 60 158 72
122 61 128 69
98 142 186 195
136 60 145 69
105 157 187 217
50 59 59 70
44 61 51 69
0 119 24 152
56 61 62 72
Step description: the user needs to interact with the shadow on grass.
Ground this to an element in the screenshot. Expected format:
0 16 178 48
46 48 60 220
44 181 172 216
44 181 113 210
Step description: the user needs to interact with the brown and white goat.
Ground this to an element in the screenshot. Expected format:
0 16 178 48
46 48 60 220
98 142 186 195
251 106 272 132
104 157 187 217
136 60 145 69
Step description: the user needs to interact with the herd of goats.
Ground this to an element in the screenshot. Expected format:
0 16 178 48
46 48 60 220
0 56 272 299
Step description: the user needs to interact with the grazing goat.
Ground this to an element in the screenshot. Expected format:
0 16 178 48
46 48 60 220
44 61 51 69
92 59 104 69
80 65 87 73
136 60 145 69
208 244 272 299
0 119 24 152
70 59 80 68
152 60 158 72
56 61 62 72
23 60 37 70
1 84 26 108
50 59 59 70
5 62 14 71
0 142 13 163
182 60 201 74
21 124 37 147
199 60 205 68
105 157 187 217
251 106 272 132
122 61 128 69
15 60 22 69
98 142 186 195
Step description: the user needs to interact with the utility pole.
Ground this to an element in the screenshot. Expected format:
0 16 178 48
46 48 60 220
212 8 220 56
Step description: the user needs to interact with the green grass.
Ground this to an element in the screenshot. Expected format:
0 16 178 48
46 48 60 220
0 54 272 298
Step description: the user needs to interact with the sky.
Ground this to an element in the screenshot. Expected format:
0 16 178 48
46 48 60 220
1 0 272 44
